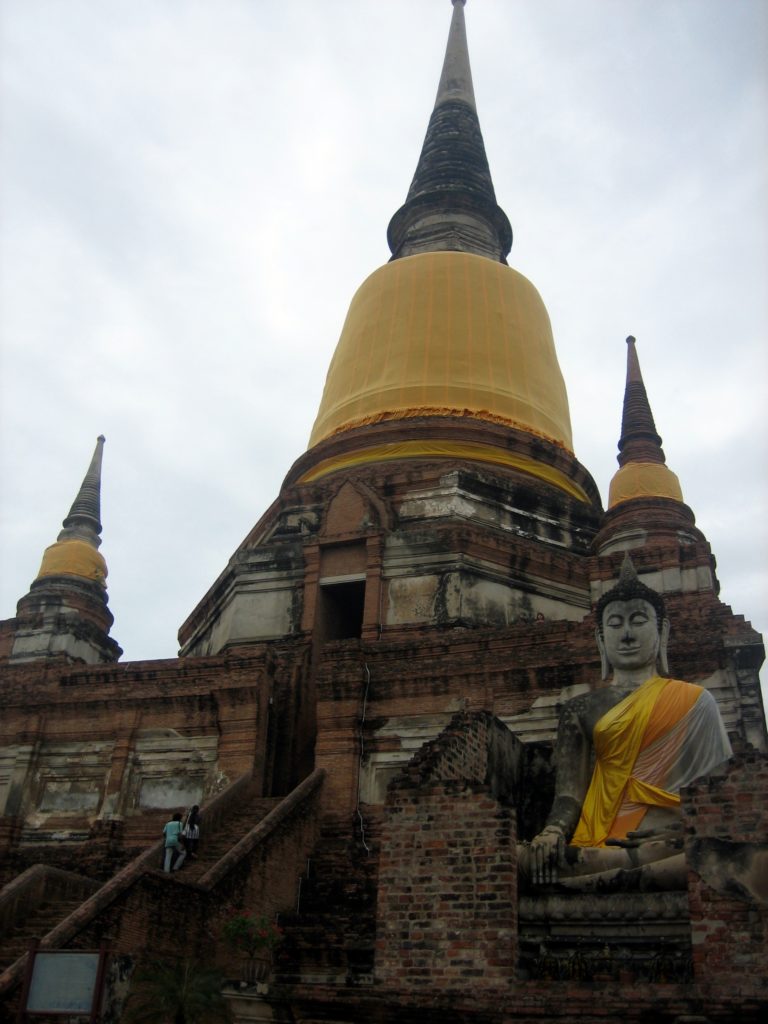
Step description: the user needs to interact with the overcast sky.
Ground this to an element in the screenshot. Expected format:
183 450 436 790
1 0 766 697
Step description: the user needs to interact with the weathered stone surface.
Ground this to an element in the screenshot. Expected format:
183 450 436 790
0 3 766 1021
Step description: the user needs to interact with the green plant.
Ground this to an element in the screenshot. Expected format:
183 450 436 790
121 958 232 1024
221 910 282 958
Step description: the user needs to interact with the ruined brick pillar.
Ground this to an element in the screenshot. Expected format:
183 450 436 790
682 747 768 1013
376 779 517 992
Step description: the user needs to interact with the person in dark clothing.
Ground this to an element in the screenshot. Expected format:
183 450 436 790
182 804 201 858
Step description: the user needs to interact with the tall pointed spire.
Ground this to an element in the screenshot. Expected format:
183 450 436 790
387 0 512 263
617 337 665 467
60 434 105 544
607 337 683 509
34 435 108 585
434 0 476 111
32 434 111 593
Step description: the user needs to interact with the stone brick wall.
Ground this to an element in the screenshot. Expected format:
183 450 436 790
682 745 768 1015
314 627 597 817
376 712 517 993
377 782 516 992
0 641 314 874
389 710 523 803
392 711 493 788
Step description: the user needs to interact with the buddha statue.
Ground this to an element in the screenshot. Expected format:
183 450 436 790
521 555 732 890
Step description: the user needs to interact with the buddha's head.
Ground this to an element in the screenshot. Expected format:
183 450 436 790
595 556 669 680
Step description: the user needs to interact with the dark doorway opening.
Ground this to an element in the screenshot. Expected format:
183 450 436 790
319 579 366 641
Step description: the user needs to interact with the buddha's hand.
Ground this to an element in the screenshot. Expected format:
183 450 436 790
606 819 684 860
606 821 684 852
528 824 565 884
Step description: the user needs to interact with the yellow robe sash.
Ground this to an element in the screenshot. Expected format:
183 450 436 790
570 675 700 848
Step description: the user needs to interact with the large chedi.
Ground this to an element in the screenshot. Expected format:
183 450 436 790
0 3 765 1023
179 0 601 663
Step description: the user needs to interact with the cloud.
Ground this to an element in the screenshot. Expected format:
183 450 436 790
0 0 765 707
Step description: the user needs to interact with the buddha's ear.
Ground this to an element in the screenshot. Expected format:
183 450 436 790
596 627 610 680
659 617 671 675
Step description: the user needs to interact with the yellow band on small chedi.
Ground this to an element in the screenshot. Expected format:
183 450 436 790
608 462 684 509
36 539 108 587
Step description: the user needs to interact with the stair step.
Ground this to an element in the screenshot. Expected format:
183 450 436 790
164 797 283 881
0 898 85 970
0 789 286 980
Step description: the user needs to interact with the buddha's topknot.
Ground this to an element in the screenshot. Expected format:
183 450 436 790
595 553 666 635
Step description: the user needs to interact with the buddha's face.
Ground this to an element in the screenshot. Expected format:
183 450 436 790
601 598 660 673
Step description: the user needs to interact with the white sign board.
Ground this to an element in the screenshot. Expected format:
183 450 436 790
26 951 100 1014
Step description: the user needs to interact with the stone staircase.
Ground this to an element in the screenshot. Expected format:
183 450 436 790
171 795 281 882
275 816 381 987
0 897 85 972
108 792 281 870
0 776 285 1001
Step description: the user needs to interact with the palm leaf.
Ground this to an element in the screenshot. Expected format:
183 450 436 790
122 958 232 1024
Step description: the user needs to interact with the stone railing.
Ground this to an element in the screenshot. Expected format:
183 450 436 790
198 768 324 891
0 770 266 998
0 865 99 940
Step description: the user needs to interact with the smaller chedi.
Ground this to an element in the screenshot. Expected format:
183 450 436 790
7 435 122 665
521 553 732 890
